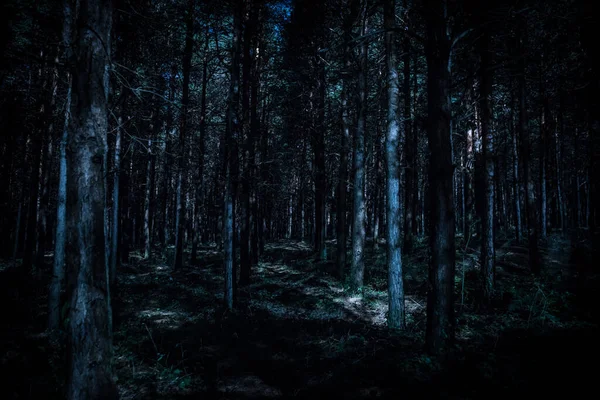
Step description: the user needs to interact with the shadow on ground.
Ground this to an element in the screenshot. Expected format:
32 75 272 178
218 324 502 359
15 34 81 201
1 231 599 399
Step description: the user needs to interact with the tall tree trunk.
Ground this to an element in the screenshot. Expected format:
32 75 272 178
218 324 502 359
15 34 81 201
539 65 548 239
314 65 327 260
191 28 209 263
174 0 194 270
403 0 415 255
518 25 541 275
337 0 355 278
65 0 116 397
224 0 243 310
240 0 255 285
38 60 59 265
49 0 75 333
384 0 405 330
479 31 495 302
350 4 368 291
556 90 566 230
110 116 121 285
23 54 51 271
425 0 456 355
511 89 522 243
143 116 155 259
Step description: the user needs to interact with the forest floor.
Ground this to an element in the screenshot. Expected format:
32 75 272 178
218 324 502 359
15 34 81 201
2 231 600 399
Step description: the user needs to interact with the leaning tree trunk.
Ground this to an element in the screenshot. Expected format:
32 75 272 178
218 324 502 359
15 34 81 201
65 0 117 398
425 0 456 355
384 0 405 330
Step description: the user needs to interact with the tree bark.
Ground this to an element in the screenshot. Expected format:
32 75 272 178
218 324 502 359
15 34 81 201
402 0 415 255
191 28 209 263
337 0 355 278
174 0 194 270
479 31 495 302
384 0 405 330
224 0 243 310
350 4 368 291
143 116 155 259
65 0 117 397
425 0 456 355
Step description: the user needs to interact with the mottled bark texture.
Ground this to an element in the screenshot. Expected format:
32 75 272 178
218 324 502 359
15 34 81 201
350 4 368 291
384 0 405 330
64 0 116 398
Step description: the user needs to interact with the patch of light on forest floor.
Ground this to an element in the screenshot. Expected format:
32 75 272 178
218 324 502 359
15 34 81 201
327 293 391 326
137 308 195 329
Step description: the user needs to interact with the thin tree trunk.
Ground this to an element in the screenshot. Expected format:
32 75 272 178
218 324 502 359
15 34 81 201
350 4 368 291
191 29 209 263
240 0 255 285
143 117 155 259
479 31 495 302
174 0 194 270
519 25 541 275
314 67 327 260
224 0 243 310
49 56 72 333
403 0 415 254
337 0 355 278
37 60 59 265
384 0 405 330
23 56 50 271
511 89 522 243
110 117 121 285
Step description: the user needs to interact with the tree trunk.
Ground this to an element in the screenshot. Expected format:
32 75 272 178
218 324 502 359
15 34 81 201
191 29 209 263
425 0 456 355
65 0 117 397
479 31 495 302
224 0 243 310
314 67 327 260
49 0 74 333
403 0 415 255
384 0 405 330
337 0 355 278
518 25 541 275
23 55 50 271
143 117 155 259
174 0 194 270
240 0 255 285
511 89 522 243
350 4 368 291
110 116 121 285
